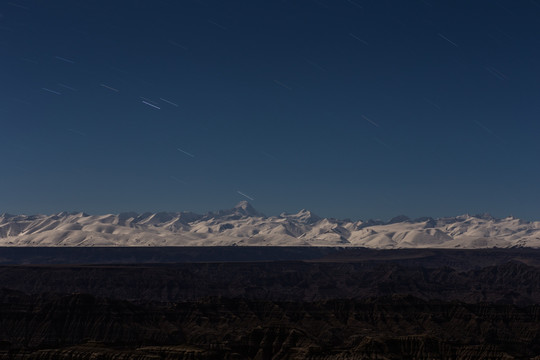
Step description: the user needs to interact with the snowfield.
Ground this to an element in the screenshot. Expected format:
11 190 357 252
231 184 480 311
1 201 540 248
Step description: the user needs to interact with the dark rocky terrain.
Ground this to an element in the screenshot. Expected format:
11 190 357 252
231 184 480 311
1 248 540 359
2 246 540 268
2 291 540 359
1 260 540 305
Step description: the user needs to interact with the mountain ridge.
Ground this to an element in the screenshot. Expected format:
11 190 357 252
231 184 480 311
1 202 539 248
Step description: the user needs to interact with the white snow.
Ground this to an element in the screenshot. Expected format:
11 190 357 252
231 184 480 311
1 204 540 248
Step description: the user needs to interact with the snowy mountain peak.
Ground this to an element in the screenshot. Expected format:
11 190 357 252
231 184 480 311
474 213 495 221
234 201 253 211
295 209 321 224
0 205 539 248
388 215 410 224
280 209 321 224
233 201 264 216
211 201 265 219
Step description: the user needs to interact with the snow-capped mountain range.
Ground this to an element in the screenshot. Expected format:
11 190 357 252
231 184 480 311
1 201 539 248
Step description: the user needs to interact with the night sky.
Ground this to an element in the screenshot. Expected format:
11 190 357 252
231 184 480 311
1 0 540 220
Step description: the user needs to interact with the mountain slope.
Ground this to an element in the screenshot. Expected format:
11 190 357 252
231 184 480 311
1 203 540 248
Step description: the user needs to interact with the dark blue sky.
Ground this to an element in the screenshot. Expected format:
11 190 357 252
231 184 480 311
1 0 540 220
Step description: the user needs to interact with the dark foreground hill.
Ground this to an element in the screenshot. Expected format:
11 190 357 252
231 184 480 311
1 260 540 304
2 246 540 269
1 249 540 359
1 290 540 359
